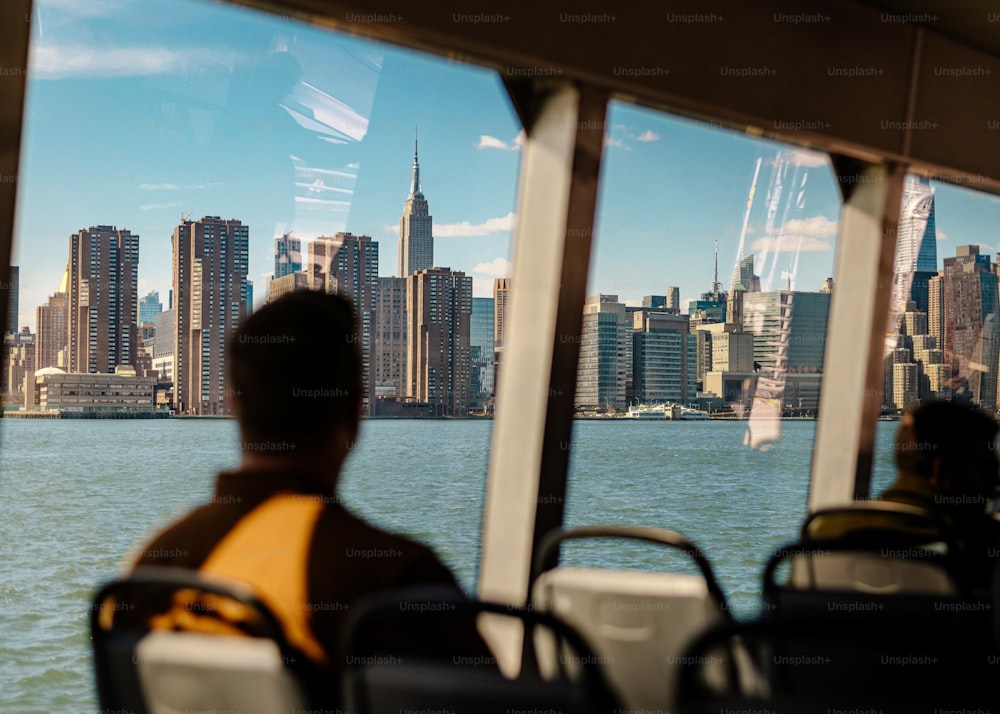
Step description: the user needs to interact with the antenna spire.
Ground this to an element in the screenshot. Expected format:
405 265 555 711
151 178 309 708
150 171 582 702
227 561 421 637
409 127 422 197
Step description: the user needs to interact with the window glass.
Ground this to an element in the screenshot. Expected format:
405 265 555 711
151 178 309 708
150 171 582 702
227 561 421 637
564 100 844 615
1 1 519 709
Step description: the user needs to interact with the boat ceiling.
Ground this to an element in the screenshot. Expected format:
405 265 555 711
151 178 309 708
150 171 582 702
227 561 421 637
228 0 1000 195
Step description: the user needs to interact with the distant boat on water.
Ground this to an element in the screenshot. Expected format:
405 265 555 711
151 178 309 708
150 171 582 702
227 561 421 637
624 404 710 420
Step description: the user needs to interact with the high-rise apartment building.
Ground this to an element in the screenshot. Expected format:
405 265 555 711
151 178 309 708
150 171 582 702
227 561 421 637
172 216 248 415
576 295 632 410
67 225 139 373
375 276 407 398
406 267 472 416
35 292 67 371
730 254 761 293
274 233 302 279
397 136 433 277
940 244 999 409
309 233 378 415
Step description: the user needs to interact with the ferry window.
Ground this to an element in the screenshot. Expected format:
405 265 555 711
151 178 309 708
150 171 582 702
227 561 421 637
1 0 519 709
563 99 844 617
873 175 1000 496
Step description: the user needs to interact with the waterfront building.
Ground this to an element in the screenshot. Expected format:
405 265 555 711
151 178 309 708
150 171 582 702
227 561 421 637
35 292 67 372
6 265 18 333
138 291 162 326
742 290 830 373
172 216 248 415
28 366 155 414
152 309 175 383
576 294 631 410
274 233 302 279
4 327 34 399
642 295 666 309
309 233 378 415
375 276 407 397
470 297 495 407
406 267 472 416
398 135 433 277
66 225 139 374
631 311 696 405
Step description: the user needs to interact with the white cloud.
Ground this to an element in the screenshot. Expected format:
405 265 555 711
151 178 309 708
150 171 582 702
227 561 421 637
471 257 513 277
936 229 949 241
30 43 226 79
779 215 838 238
476 134 520 151
749 215 837 253
139 182 219 191
140 202 182 211
435 212 515 237
383 224 400 236
636 130 660 142
604 135 628 150
750 235 832 253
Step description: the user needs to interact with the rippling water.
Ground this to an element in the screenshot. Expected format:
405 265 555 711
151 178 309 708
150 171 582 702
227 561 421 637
0 418 897 712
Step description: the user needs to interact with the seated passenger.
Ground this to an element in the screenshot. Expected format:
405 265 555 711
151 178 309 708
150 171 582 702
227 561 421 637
128 291 490 694
808 400 1000 593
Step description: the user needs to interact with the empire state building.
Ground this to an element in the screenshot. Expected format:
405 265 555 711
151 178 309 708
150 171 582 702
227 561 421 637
397 135 434 276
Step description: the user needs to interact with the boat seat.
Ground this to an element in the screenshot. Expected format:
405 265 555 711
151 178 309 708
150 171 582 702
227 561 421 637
91 566 320 714
784 502 961 597
340 586 620 714
529 525 736 711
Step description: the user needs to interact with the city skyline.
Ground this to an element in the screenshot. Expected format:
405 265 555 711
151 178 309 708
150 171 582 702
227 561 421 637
10 0 1000 337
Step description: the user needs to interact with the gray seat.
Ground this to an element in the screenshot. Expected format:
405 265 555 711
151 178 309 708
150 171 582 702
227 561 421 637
91 566 319 714
340 586 620 714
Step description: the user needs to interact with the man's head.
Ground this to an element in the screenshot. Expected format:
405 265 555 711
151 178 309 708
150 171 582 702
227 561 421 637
228 291 361 460
895 400 999 514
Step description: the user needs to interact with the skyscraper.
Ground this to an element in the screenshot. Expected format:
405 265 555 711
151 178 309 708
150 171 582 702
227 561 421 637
6 265 18 334
576 295 632 410
664 286 681 314
892 176 938 313
309 233 378 415
67 225 139 373
631 310 696 405
471 297 495 405
493 278 510 348
397 134 433 277
742 290 830 373
138 290 163 325
406 267 472 416
35 292 67 371
274 233 302 279
172 216 248 415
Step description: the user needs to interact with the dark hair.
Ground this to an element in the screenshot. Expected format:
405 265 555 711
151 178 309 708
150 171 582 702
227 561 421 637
895 400 999 487
227 291 361 453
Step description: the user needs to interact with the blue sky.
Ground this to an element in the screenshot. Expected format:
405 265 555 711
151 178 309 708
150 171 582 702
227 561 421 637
11 0 1000 331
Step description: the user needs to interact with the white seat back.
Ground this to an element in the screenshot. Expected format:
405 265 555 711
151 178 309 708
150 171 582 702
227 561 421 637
532 567 725 711
788 551 958 594
134 631 308 714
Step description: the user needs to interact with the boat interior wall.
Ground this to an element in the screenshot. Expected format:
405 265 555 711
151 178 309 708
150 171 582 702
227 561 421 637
810 162 904 507
0 0 31 366
478 84 605 670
